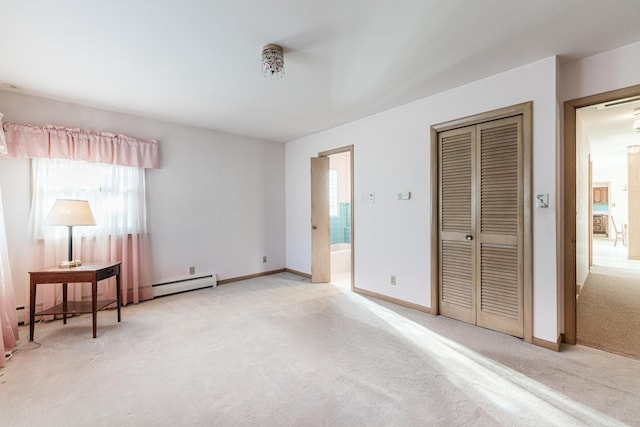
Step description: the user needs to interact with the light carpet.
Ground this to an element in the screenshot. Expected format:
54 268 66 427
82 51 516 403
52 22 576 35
577 265 640 360
1 272 639 426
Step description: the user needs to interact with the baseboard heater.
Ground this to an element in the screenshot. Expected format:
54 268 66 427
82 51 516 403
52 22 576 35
16 306 25 326
152 274 216 298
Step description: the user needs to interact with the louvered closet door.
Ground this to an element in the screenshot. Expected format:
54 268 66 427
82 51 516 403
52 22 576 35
438 116 523 338
475 116 523 337
439 126 476 324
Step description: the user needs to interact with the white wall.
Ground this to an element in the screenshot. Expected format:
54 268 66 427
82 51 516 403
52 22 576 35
560 40 640 102
285 57 559 342
0 91 285 309
575 113 590 287
4 39 639 343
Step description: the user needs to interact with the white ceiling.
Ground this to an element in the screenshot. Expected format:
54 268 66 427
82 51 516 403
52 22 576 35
2 0 640 143
579 97 640 175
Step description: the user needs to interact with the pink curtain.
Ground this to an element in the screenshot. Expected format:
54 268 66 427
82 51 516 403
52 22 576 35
31 234 153 313
79 234 154 305
1 122 159 169
0 186 19 368
0 117 158 326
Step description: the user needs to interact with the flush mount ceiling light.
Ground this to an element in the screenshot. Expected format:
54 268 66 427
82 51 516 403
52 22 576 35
634 108 640 132
262 44 284 79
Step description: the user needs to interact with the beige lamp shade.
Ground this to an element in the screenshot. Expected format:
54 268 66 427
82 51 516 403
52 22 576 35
45 199 96 226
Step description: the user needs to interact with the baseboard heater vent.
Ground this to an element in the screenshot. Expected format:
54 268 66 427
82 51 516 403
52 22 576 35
152 274 216 298
16 306 25 326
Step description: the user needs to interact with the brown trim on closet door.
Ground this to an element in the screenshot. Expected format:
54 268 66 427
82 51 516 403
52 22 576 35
430 101 533 344
430 126 440 315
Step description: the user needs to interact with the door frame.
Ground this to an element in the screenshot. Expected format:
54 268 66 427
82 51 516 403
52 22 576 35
589 157 593 268
430 102 533 344
317 145 355 290
562 84 640 344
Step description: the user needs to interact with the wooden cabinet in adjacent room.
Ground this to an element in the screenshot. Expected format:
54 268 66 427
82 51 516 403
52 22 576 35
593 186 608 204
592 185 609 237
593 214 608 235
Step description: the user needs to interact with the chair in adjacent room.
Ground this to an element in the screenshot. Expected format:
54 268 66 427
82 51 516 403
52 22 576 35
611 216 627 247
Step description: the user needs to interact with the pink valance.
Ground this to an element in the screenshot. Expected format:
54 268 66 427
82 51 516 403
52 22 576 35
1 121 159 168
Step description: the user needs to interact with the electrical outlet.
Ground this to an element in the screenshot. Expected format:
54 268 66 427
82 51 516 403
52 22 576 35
189 266 195 275
263 256 267 263
390 275 397 286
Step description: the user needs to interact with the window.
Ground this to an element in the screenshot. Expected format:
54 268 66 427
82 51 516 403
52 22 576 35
29 158 147 240
329 169 338 217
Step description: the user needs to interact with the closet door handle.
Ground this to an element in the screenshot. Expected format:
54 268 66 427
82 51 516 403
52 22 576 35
465 235 473 241
312 225 318 230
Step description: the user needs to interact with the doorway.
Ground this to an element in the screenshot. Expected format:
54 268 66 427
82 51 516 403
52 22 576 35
565 87 640 358
310 145 354 289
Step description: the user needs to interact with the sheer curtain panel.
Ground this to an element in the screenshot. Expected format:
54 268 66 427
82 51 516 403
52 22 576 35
0 186 19 368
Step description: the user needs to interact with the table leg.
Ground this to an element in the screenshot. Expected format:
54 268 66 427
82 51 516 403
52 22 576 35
92 279 97 338
116 273 121 322
29 278 36 341
62 282 68 325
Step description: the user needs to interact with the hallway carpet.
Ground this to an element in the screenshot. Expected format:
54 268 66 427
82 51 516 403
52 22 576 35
2 272 639 426
577 265 640 360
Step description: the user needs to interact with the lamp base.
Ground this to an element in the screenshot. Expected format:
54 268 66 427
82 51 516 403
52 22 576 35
58 260 82 269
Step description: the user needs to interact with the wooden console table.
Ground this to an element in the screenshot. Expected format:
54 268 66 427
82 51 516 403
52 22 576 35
29 262 121 341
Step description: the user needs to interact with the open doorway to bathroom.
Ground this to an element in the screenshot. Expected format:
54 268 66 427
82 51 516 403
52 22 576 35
324 147 353 290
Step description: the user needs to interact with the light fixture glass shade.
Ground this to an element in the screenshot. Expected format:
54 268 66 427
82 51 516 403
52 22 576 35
262 44 284 78
45 199 96 226
634 118 640 132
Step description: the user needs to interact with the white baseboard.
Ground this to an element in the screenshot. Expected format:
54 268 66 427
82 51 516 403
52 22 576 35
152 275 216 298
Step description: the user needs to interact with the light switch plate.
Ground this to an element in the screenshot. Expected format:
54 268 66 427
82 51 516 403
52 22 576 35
536 193 549 208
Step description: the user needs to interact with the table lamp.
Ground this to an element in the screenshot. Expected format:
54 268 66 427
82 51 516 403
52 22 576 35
45 199 96 267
